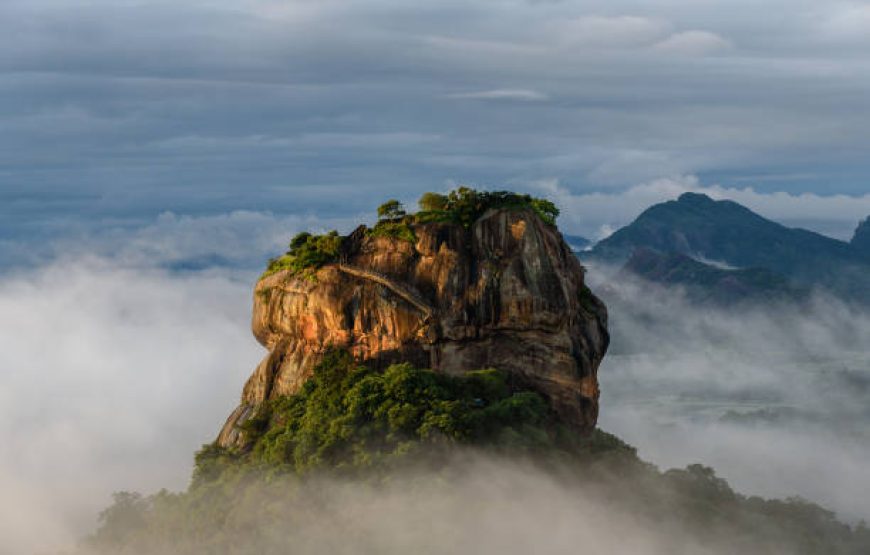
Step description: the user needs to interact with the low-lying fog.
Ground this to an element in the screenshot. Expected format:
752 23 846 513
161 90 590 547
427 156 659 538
0 231 867 553
590 265 870 522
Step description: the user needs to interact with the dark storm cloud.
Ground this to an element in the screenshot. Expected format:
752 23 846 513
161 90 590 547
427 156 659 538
2 0 870 249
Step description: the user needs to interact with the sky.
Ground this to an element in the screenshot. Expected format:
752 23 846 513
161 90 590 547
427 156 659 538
3 0 870 265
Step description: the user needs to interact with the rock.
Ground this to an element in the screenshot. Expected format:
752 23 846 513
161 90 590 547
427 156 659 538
218 208 609 448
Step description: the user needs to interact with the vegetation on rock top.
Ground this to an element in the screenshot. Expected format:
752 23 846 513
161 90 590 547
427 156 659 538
261 187 560 278
261 230 342 279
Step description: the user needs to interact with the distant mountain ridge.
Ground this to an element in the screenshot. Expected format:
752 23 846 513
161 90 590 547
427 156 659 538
563 234 591 252
620 248 806 305
591 192 870 303
852 217 870 257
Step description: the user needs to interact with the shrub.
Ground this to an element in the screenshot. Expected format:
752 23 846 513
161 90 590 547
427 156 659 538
262 230 342 279
418 192 448 212
248 355 552 473
414 187 560 228
369 220 416 243
377 199 406 221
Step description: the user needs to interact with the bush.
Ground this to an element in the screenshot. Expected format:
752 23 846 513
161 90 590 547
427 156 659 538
377 199 406 221
414 187 560 228
262 230 342 279
369 220 416 243
234 351 560 476
418 192 448 212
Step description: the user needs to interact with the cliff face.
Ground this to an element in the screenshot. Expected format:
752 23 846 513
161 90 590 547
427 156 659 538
218 208 609 448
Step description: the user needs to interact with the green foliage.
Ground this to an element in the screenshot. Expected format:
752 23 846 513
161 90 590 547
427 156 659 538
262 188 560 277
414 187 559 228
89 491 151 549
371 199 416 242
86 351 870 554
418 191 448 212
262 230 342 279
369 220 417 243
239 351 555 476
377 199 406 221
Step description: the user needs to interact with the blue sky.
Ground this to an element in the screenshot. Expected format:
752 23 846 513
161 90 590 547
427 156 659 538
3 0 870 268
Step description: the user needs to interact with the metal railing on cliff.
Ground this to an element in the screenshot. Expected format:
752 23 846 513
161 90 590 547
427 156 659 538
336 263 435 319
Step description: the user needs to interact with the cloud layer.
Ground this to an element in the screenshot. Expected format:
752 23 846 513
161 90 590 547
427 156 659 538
0 258 260 553
2 0 870 247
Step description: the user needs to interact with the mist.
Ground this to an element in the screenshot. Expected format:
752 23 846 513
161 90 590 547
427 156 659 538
75 453 772 555
1 223 868 553
0 257 260 554
590 264 870 521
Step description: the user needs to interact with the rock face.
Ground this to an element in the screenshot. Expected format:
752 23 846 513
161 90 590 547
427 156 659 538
218 208 609 448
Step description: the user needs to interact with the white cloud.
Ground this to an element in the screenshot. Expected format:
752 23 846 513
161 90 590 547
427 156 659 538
530 175 870 240
446 89 549 102
595 223 615 241
0 257 261 553
550 15 670 47
592 273 870 521
55 210 362 273
820 3 870 42
653 30 732 56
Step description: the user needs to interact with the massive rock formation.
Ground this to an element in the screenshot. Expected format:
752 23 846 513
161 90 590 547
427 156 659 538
218 208 609 448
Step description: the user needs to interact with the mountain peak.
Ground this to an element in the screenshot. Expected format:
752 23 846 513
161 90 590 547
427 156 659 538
591 194 870 303
677 191 716 205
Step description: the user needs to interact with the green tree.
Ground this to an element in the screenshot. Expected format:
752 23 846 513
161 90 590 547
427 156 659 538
377 199 406 221
530 198 559 225
289 231 312 252
418 192 448 212
91 491 149 547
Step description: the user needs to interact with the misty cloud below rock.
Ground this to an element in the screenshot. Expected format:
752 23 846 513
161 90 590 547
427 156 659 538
591 264 870 521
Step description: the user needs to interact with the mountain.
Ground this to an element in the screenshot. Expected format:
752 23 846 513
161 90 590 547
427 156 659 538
563 233 591 252
620 247 806 305
852 217 870 257
219 195 609 450
591 192 870 302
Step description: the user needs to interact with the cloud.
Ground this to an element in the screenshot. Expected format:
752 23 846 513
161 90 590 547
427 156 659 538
530 175 870 240
549 15 669 47
0 257 261 553
3 0 870 247
590 269 870 521
446 89 549 102
652 30 732 55
820 3 870 42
